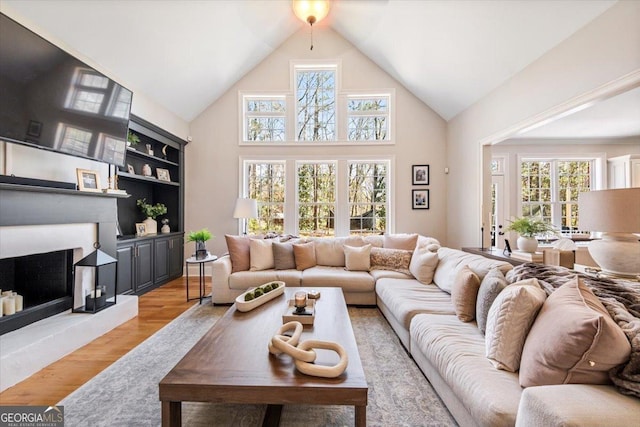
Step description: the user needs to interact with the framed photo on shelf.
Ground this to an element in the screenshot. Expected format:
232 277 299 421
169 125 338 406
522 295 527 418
156 168 171 182
412 164 429 185
76 168 101 192
412 189 429 210
136 223 147 237
127 164 135 174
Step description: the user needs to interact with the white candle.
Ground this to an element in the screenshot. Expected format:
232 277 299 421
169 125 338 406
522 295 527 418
14 294 23 312
89 290 95 298
0 298 3 316
1 290 12 297
96 288 102 298
3 296 16 316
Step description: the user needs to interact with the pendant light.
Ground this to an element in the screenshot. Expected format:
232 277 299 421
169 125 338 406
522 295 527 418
292 0 331 50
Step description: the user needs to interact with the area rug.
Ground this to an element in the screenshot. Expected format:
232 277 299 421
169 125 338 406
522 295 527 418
59 303 456 426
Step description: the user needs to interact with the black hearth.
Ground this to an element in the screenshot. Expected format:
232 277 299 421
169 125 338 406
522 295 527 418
0 249 73 335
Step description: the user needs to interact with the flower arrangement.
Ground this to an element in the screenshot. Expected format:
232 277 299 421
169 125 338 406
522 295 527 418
136 198 167 219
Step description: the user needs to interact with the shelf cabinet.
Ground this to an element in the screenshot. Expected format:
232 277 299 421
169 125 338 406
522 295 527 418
115 114 187 296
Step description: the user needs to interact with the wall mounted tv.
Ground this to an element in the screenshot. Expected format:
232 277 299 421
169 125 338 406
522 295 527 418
0 13 132 167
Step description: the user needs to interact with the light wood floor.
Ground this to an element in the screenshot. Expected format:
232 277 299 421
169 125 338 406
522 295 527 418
0 276 210 406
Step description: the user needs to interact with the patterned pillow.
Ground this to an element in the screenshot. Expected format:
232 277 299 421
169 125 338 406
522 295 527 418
370 247 412 274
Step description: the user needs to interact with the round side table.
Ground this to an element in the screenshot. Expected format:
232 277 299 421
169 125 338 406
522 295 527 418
185 253 218 304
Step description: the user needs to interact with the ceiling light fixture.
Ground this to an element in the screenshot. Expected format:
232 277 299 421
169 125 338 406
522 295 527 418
292 0 331 50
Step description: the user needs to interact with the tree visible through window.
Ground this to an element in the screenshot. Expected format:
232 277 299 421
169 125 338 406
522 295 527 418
348 162 387 234
245 98 286 142
296 68 336 141
347 97 389 141
297 162 336 236
246 162 285 234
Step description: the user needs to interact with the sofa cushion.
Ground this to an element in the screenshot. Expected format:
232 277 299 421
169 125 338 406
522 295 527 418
249 239 274 271
363 235 384 248
272 241 296 270
485 279 547 372
384 233 418 250
314 238 346 267
433 247 512 294
301 266 374 292
519 276 631 387
344 244 371 271
369 269 413 281
476 268 509 335
376 278 454 329
410 314 521 427
409 246 439 285
293 242 316 271
229 269 302 290
370 247 412 274
225 234 251 273
451 265 480 322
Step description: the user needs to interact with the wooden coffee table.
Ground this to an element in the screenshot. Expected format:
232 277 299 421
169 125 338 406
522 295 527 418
159 287 368 426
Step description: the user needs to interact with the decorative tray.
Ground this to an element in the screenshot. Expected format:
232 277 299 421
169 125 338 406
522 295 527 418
282 299 316 325
235 281 285 312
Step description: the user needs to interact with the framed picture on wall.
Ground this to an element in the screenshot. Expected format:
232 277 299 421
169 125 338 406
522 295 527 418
412 164 429 185
412 189 429 210
76 168 101 192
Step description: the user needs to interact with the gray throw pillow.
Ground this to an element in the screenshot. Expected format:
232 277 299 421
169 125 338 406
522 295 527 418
272 241 296 270
476 268 508 334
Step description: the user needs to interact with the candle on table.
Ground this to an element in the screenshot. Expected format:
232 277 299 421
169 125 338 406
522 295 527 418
3 296 16 316
294 291 307 308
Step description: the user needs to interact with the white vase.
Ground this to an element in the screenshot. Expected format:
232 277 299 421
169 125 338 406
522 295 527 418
517 236 538 253
161 224 170 234
143 217 157 235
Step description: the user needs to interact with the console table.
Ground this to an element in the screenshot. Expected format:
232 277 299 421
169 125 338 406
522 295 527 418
461 247 527 266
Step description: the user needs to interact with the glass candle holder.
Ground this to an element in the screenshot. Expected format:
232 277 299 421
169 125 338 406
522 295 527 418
294 291 307 313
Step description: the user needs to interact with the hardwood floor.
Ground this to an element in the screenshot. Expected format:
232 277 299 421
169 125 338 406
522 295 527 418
0 276 211 406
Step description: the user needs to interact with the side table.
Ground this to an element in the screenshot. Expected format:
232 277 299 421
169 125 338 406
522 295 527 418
185 254 218 304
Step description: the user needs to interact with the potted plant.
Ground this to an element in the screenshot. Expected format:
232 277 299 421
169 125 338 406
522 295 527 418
187 228 213 259
127 131 140 147
136 198 167 235
506 216 558 253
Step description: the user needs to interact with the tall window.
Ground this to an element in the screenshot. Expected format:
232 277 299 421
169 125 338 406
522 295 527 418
244 97 286 142
347 96 389 141
348 161 387 234
297 162 336 236
245 161 286 234
520 159 592 232
295 67 336 141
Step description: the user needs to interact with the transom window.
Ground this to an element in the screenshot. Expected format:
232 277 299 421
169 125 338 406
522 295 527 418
295 67 336 141
244 97 286 142
347 96 389 141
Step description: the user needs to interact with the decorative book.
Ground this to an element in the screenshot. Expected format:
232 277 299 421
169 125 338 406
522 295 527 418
510 250 543 262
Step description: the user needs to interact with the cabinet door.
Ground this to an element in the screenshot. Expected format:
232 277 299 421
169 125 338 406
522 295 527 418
116 243 135 295
135 240 154 291
168 235 184 279
154 237 170 283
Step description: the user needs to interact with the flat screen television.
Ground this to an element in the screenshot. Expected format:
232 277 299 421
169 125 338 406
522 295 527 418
0 13 132 167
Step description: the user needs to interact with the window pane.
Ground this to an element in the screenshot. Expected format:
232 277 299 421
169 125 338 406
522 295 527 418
246 118 285 141
348 162 387 235
348 117 387 141
297 162 336 236
246 162 285 234
296 69 336 141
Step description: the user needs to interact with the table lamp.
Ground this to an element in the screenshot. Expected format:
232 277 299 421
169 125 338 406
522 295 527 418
578 188 640 278
233 198 258 235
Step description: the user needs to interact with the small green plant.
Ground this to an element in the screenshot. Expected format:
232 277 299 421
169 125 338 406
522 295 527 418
186 228 213 243
136 198 167 219
506 216 558 238
242 282 280 301
127 131 140 146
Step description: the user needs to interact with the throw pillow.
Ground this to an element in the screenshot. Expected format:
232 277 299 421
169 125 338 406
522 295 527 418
293 242 316 271
485 279 547 372
451 265 481 322
344 244 372 271
225 234 251 273
383 233 419 251
409 246 439 285
476 268 509 334
314 239 346 267
272 241 296 270
519 276 631 387
249 239 274 271
370 247 413 274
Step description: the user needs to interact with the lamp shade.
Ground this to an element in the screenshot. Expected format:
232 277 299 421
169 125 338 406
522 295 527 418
293 0 330 25
233 198 258 219
578 188 640 233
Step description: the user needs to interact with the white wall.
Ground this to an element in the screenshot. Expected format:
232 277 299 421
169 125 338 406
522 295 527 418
446 1 640 249
187 27 447 257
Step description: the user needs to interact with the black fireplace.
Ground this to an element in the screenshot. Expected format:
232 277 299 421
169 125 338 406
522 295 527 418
0 249 73 335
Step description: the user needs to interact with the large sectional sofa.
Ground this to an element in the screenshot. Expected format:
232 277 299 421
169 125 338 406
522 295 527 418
211 234 640 426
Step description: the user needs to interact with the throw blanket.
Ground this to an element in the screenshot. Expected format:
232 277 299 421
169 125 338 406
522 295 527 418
508 263 640 398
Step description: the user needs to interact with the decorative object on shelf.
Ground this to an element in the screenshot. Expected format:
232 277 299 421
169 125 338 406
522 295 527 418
412 189 429 210
235 281 285 312
136 223 147 237
76 168 101 192
146 143 154 156
292 0 330 50
578 188 640 278
412 164 429 185
137 198 167 235
127 164 135 174
233 198 258 235
161 218 170 234
156 168 171 182
506 216 558 253
127 131 140 146
187 228 213 259
142 163 152 177
72 242 117 314
162 144 168 160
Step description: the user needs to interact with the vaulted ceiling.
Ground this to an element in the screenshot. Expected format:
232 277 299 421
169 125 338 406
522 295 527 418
1 0 618 123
